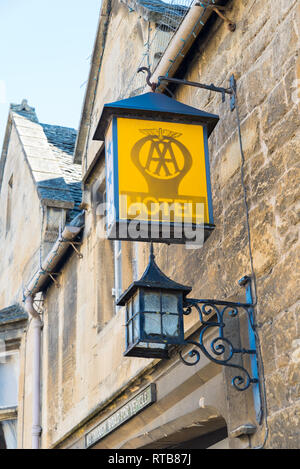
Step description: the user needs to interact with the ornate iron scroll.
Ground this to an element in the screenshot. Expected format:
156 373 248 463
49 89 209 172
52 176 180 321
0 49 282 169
179 297 259 392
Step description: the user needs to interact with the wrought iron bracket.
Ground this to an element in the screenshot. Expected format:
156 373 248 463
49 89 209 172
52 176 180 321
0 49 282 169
137 67 236 110
179 276 263 423
157 74 236 110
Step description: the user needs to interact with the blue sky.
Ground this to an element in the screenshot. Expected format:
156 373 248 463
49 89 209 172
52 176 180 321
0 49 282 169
0 0 101 149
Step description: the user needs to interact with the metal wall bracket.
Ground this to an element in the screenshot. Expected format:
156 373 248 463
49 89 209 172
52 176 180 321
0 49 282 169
40 271 61 288
68 241 83 259
157 74 236 111
60 238 83 259
179 276 263 423
137 67 237 111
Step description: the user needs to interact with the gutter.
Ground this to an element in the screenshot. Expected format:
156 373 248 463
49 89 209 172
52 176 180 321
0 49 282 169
24 221 84 298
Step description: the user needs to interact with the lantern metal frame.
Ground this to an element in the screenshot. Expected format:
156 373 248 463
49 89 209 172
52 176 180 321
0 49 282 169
118 245 262 423
117 244 191 359
123 288 185 359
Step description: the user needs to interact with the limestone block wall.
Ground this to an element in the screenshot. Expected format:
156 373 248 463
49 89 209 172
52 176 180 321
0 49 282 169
168 0 300 448
38 0 300 449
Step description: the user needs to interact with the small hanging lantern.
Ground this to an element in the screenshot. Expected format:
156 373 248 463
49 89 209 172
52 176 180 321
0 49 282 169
117 244 192 359
93 92 219 245
117 244 262 418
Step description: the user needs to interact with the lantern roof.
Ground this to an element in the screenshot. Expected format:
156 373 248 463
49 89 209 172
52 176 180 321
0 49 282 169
93 92 219 141
117 245 192 306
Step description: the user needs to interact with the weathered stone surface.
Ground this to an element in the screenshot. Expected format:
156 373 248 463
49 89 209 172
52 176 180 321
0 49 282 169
259 322 276 375
239 109 261 160
256 248 300 321
263 105 300 154
251 160 280 202
245 50 274 111
267 405 300 449
261 82 289 133
275 167 300 215
274 310 297 357
282 135 300 171
265 371 290 414
218 134 241 188
249 201 278 276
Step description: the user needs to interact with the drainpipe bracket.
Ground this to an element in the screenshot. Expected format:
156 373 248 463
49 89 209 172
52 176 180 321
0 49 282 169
197 3 236 32
32 425 42 437
41 272 61 288
59 238 83 258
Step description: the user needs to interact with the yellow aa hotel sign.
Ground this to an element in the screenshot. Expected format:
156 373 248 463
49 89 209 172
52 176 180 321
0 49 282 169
95 93 218 244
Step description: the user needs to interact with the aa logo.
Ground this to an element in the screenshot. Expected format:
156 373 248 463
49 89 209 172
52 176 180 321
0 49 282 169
131 128 192 196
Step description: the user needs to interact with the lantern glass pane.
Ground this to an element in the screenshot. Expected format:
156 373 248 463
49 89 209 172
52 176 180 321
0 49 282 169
162 313 180 337
144 312 161 336
133 314 139 341
127 321 132 344
128 299 132 319
162 293 178 314
132 293 139 341
127 304 132 345
133 293 139 314
144 290 160 312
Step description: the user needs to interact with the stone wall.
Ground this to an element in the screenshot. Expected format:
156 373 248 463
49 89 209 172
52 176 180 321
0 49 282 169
170 0 300 448
36 0 300 449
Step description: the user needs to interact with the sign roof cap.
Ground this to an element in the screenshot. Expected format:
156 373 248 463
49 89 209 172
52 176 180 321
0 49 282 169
93 92 219 141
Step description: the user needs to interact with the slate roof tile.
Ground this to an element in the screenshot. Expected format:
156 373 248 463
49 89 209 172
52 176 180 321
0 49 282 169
10 101 82 222
41 124 82 220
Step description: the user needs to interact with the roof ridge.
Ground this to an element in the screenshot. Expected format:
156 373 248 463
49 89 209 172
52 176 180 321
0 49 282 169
40 122 77 132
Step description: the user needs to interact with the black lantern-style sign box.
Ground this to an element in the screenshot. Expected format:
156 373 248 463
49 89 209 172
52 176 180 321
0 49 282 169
117 246 191 358
93 92 219 245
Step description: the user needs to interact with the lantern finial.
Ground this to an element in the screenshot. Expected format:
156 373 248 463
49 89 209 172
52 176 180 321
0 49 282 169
149 242 155 262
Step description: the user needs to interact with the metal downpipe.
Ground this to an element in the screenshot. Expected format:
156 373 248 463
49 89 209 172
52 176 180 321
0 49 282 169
24 295 42 449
